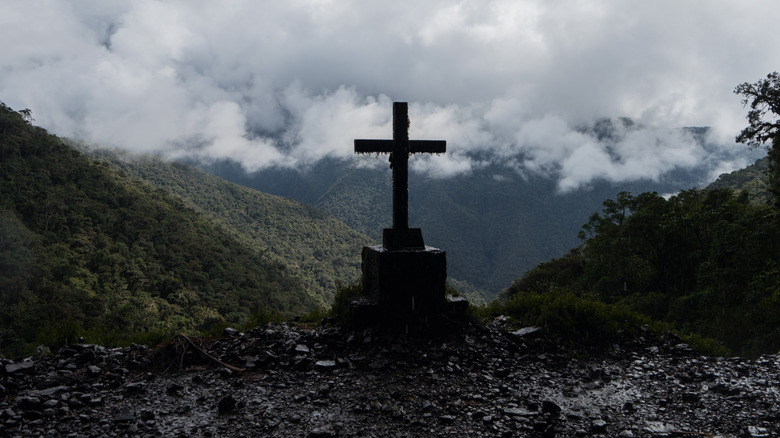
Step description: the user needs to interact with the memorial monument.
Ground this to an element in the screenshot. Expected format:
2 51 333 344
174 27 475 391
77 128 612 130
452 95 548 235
354 102 448 326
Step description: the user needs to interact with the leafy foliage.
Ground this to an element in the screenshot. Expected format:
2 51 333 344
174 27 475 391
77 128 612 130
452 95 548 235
0 102 316 356
735 72 780 148
706 156 770 204
504 188 780 357
478 290 666 352
735 72 780 208
82 146 373 307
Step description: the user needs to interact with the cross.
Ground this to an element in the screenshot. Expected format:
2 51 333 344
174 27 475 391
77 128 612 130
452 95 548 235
355 102 446 250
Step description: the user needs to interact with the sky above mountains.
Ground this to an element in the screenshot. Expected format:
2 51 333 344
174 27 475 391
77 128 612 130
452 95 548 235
2 0 777 191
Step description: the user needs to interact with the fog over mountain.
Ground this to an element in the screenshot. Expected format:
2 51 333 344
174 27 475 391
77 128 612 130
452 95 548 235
2 0 777 190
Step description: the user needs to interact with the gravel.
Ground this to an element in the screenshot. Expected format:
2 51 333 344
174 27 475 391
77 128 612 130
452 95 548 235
1 318 778 437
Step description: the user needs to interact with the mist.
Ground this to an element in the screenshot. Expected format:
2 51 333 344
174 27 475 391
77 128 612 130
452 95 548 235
1 0 776 191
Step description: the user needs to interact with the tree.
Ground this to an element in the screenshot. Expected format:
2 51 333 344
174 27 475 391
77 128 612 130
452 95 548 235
735 72 780 148
735 72 780 208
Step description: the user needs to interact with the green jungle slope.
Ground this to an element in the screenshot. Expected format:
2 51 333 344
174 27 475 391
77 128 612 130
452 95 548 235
81 146 374 308
497 178 780 357
0 103 321 355
200 123 758 300
204 158 702 299
706 156 770 204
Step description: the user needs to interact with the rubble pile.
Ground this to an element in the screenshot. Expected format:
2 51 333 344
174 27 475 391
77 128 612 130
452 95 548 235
1 318 778 437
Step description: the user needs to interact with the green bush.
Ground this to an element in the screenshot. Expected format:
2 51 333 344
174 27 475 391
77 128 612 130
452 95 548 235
329 281 363 325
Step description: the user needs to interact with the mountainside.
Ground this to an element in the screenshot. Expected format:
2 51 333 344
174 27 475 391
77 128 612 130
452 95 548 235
706 156 770 204
0 103 317 354
82 147 374 308
500 185 780 357
200 147 738 297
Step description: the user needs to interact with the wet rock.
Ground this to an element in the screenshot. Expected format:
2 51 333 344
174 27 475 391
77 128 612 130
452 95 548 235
591 419 608 434
541 400 562 415
440 414 456 424
166 382 184 395
114 408 135 423
5 360 35 374
511 326 541 337
1 320 779 437
745 426 771 437
124 382 146 394
645 421 676 435
314 360 336 370
223 327 240 337
307 427 335 438
218 395 237 415
17 397 43 411
32 385 69 397
503 407 537 417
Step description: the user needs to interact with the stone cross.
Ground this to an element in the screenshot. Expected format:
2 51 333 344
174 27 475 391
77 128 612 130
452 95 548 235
355 102 446 250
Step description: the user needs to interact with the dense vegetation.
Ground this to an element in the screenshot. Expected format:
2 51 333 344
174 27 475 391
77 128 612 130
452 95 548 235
707 156 770 204
489 73 780 357
82 146 373 307
3 72 778 359
499 184 780 357
0 102 317 355
203 147 710 298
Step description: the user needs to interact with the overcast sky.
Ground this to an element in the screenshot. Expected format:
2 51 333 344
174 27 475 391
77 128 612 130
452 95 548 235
2 0 778 191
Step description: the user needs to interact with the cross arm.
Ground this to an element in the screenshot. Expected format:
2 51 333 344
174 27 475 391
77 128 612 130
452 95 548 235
354 139 446 154
354 139 393 154
409 140 446 154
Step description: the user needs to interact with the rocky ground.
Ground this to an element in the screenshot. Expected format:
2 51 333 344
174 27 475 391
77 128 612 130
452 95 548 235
1 317 778 437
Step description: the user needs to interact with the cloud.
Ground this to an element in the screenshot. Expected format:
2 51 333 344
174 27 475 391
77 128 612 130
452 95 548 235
1 0 777 191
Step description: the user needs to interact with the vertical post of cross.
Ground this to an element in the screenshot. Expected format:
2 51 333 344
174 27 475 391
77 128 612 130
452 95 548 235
354 102 446 250
392 102 410 230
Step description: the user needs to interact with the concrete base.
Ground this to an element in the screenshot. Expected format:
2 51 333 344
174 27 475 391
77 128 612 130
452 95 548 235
360 245 446 326
382 228 424 250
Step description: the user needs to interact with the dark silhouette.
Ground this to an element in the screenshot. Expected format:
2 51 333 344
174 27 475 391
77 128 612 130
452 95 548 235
354 102 449 326
355 102 445 250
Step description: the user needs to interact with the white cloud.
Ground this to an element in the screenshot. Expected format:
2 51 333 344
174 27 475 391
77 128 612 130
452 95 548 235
0 0 776 190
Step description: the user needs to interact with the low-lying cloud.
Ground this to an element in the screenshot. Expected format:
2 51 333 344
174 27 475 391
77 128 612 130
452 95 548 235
1 0 776 191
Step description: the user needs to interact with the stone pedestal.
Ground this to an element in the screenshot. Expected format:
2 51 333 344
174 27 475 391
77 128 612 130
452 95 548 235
360 245 446 326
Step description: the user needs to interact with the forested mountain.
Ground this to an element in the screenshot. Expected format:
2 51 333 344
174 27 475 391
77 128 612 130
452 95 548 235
706 156 770 204
500 186 780 357
199 133 753 298
0 103 320 354
82 146 373 307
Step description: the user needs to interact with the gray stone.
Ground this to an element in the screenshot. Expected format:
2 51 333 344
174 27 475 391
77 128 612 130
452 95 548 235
512 327 542 337
307 427 335 438
124 382 146 394
223 327 240 337
314 360 336 370
591 419 608 434
503 407 537 417
746 426 770 437
541 400 562 415
5 361 35 374
114 408 135 423
32 385 70 397
218 395 237 415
